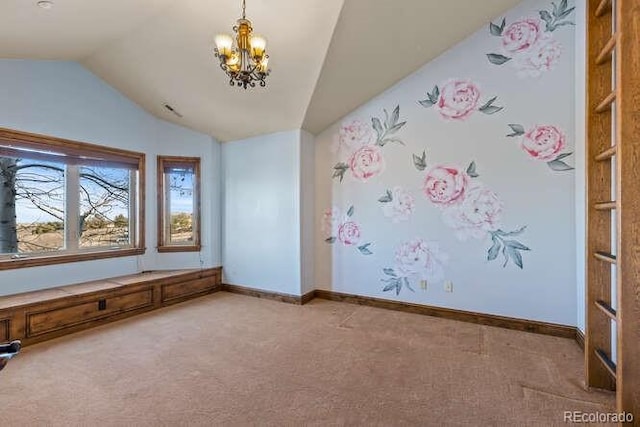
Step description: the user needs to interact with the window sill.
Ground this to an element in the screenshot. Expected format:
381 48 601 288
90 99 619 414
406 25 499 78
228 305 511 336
157 245 201 253
0 248 146 271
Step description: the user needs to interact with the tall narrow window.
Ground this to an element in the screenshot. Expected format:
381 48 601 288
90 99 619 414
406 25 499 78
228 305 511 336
0 128 145 270
157 156 201 252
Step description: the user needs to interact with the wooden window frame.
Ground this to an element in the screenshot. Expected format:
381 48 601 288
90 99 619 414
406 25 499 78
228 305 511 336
157 156 201 253
0 127 146 271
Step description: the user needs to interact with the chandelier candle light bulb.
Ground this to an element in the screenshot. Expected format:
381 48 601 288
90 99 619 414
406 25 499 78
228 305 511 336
213 0 271 89
214 34 233 57
250 35 266 58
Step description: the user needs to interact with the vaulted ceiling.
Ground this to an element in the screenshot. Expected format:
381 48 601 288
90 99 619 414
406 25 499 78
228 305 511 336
0 0 521 141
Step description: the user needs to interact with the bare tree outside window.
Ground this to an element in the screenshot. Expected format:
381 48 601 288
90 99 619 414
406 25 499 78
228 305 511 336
157 156 201 252
0 157 134 256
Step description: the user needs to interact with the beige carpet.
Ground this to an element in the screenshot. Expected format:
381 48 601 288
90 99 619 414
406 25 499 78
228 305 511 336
1 292 614 426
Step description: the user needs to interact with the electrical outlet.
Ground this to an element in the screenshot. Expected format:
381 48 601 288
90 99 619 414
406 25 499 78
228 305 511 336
444 280 453 293
420 280 428 290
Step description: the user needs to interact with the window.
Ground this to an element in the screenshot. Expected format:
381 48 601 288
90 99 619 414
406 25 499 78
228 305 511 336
157 156 201 252
0 128 145 269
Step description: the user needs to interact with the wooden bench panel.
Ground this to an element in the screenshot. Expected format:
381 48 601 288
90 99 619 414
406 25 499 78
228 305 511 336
0 267 222 346
161 277 216 303
0 318 9 342
26 287 154 338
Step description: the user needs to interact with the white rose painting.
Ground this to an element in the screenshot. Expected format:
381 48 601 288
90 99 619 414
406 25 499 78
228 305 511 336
378 186 415 223
381 238 448 295
486 0 574 77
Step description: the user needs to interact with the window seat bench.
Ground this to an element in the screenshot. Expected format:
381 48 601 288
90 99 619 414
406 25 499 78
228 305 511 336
0 267 221 346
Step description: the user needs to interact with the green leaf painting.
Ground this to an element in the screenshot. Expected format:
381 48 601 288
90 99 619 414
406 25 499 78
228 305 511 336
358 243 373 255
540 0 575 32
487 53 511 65
378 190 393 203
466 161 479 178
372 105 407 147
478 96 504 115
488 227 530 269
489 18 506 36
332 162 349 182
412 150 427 171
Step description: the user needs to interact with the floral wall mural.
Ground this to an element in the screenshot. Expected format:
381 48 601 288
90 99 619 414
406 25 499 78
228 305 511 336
418 79 504 120
314 0 577 325
486 0 575 77
323 205 374 255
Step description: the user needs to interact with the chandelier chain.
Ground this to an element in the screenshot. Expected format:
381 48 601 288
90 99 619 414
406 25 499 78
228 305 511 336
242 0 246 19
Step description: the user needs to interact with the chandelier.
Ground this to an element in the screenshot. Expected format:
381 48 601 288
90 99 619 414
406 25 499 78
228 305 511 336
214 0 270 89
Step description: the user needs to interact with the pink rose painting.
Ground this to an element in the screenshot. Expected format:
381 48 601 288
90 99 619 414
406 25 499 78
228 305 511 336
423 165 469 206
323 205 373 255
381 238 448 295
332 105 405 183
487 1 574 77
419 79 503 120
412 156 530 268
378 186 415 223
348 145 386 182
507 124 573 171
338 221 361 246
501 18 544 55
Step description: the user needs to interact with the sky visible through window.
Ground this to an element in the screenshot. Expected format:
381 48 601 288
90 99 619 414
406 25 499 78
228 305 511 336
8 157 192 224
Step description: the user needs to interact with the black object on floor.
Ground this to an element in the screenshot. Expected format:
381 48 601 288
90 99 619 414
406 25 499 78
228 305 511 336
0 340 21 372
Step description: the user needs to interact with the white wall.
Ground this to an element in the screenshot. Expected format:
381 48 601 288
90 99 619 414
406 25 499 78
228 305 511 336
314 0 578 325
0 60 221 296
300 130 316 295
222 130 303 296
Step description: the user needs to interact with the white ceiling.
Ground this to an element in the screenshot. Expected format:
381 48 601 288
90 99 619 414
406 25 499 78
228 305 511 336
0 0 521 141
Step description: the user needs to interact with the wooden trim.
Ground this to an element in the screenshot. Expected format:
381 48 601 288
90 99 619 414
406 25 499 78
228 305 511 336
221 284 314 306
301 290 316 305
156 156 201 253
314 290 576 339
157 245 202 253
615 0 640 414
0 127 144 165
0 127 146 270
576 328 585 351
0 248 145 271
